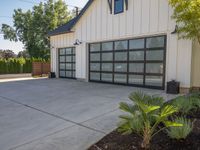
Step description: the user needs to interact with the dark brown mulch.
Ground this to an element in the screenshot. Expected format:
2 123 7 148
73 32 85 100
88 118 200 150
187 109 200 119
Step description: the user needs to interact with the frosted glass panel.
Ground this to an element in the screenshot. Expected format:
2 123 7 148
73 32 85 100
115 63 127 72
115 41 128 50
102 73 113 82
129 39 144 49
146 36 165 48
129 75 143 85
114 74 127 83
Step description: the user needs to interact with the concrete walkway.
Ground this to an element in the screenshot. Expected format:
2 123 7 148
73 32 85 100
0 79 176 150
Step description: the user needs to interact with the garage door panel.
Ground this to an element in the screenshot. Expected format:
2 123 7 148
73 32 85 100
59 63 65 70
115 41 128 50
129 51 144 61
102 63 113 72
129 75 144 85
114 63 127 72
129 63 144 73
90 53 101 61
59 47 76 79
146 63 163 74
114 74 127 83
146 36 165 48
90 43 101 52
145 76 163 87
146 50 164 61
101 73 113 82
129 39 145 49
90 72 100 81
59 49 65 55
102 53 113 61
89 35 166 89
115 52 128 61
90 63 101 71
102 42 113 51
65 48 72 54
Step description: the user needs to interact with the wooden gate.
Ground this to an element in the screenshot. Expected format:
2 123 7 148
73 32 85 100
32 62 50 76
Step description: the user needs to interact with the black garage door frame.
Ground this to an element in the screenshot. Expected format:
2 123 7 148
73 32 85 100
58 47 76 79
88 35 167 90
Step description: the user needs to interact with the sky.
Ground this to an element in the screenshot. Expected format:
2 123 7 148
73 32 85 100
0 0 88 54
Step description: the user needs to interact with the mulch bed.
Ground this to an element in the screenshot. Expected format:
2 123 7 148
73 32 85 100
88 110 200 150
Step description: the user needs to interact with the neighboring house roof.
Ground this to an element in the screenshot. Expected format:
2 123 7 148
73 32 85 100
48 0 94 36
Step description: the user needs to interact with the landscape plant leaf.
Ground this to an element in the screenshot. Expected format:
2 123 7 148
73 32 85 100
164 121 183 127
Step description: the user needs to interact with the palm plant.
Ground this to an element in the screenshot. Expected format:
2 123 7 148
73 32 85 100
118 92 182 149
171 96 195 115
167 117 193 140
171 94 200 116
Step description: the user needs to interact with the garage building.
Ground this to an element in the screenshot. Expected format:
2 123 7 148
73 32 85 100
48 0 200 92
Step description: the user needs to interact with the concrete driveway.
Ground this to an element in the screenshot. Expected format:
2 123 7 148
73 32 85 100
0 78 175 150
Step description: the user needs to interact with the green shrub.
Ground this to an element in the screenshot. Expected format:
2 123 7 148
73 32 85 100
171 94 200 115
190 92 200 108
118 92 182 149
171 96 194 115
167 117 193 140
0 57 48 74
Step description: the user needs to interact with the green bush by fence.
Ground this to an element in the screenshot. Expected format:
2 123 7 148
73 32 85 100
0 58 49 74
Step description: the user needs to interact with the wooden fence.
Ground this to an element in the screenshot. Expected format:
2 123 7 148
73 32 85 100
32 62 50 76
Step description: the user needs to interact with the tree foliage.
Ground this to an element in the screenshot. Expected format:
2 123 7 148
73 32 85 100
1 0 72 59
0 50 16 59
169 0 200 44
17 50 30 58
0 57 49 74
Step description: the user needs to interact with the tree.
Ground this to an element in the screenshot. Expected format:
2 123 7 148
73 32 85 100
169 0 200 45
1 0 72 59
17 50 30 58
0 50 16 59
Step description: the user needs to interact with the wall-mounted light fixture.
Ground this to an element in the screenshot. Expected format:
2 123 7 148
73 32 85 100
73 39 82 46
171 25 178 34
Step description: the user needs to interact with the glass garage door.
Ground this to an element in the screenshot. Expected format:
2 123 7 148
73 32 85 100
89 35 166 89
59 47 76 79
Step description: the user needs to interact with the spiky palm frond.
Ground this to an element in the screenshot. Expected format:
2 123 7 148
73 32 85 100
167 117 193 140
118 92 181 149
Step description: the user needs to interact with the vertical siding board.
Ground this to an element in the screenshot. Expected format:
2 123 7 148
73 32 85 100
101 0 107 39
96 0 102 40
166 34 178 82
107 11 113 39
159 0 169 31
126 0 134 36
133 0 142 35
87 12 91 41
113 15 119 38
149 0 159 33
176 40 192 87
168 6 176 32
91 3 96 40
120 13 126 37
75 24 81 78
141 0 150 33
82 17 87 42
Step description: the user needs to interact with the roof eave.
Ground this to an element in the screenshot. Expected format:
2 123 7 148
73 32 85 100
48 31 74 37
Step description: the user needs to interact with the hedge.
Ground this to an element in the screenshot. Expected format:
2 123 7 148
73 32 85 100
0 58 49 74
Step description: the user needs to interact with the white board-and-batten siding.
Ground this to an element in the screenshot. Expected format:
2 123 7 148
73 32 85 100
50 0 193 88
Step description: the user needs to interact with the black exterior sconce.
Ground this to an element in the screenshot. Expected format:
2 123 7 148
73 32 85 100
171 25 178 34
73 39 82 46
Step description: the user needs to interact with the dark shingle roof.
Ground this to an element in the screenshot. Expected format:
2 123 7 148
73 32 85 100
48 0 94 36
